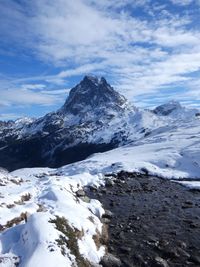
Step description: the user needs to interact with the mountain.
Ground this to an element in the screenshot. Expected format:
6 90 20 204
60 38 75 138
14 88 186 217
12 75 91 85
0 77 200 267
153 100 182 115
61 76 126 115
153 100 198 119
0 76 199 171
0 76 135 171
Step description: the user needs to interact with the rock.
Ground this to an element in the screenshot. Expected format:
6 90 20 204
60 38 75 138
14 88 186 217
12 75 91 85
190 255 200 264
100 253 121 267
121 258 134 267
177 241 187 249
102 209 113 219
177 248 190 258
184 200 193 205
120 246 131 253
189 222 199 228
79 196 90 203
162 248 179 259
140 167 149 175
181 202 193 209
76 189 85 197
109 200 115 207
133 254 147 266
102 218 110 224
105 179 115 187
131 215 140 221
119 231 125 239
88 185 98 192
101 188 107 194
153 256 169 267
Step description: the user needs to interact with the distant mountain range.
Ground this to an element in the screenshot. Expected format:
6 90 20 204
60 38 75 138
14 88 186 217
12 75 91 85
0 75 199 171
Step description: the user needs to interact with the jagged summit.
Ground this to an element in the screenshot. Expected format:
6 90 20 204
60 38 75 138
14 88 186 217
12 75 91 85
82 75 101 85
61 75 127 115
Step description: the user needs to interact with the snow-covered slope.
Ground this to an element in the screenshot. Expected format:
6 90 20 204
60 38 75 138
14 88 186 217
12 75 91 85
0 111 200 265
69 119 200 179
0 168 105 266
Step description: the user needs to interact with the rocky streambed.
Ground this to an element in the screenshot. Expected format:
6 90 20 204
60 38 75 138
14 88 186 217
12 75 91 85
87 171 200 267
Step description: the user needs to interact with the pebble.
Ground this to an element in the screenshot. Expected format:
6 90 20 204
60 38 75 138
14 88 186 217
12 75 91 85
120 246 131 253
100 253 121 267
76 189 85 197
190 255 200 264
153 256 169 267
105 179 115 187
102 209 113 219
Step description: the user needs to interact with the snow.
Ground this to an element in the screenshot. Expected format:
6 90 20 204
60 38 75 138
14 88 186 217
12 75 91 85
2 114 199 265
0 169 105 266
175 181 200 189
55 106 200 181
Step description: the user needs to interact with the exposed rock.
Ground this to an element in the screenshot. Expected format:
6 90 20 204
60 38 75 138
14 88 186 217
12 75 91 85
102 210 113 219
102 218 110 224
79 196 90 203
120 246 131 253
190 255 200 264
76 189 85 197
105 179 115 187
100 253 121 267
91 264 102 267
153 256 169 267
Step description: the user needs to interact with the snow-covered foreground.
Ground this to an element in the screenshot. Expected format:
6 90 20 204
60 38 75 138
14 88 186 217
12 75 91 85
0 168 105 267
0 106 200 266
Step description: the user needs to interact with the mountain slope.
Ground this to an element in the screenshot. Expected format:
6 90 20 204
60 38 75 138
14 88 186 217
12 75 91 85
0 76 199 172
0 76 134 171
0 167 105 267
0 113 200 265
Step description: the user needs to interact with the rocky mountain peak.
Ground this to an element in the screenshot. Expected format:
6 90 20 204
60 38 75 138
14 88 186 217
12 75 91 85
61 75 127 115
153 100 182 116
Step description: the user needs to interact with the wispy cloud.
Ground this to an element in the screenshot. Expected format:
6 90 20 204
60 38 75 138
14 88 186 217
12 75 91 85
0 77 66 108
0 113 24 121
169 0 194 6
0 0 200 117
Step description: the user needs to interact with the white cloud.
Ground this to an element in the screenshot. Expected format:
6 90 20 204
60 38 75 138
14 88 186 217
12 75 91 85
0 0 200 110
0 78 64 107
21 84 46 91
170 0 194 6
0 88 59 106
0 113 24 121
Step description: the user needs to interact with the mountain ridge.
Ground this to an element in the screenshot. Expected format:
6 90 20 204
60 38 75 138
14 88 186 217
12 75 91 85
0 76 199 171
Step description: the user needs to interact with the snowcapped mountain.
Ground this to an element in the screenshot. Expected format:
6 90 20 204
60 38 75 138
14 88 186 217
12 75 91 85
0 75 199 172
0 76 200 267
153 100 182 116
60 76 127 115
0 76 135 171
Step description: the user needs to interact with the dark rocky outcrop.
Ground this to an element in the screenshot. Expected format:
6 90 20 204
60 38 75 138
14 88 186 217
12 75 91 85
88 172 200 267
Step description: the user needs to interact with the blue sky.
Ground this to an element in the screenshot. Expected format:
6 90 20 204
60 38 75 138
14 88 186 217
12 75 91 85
0 0 200 120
